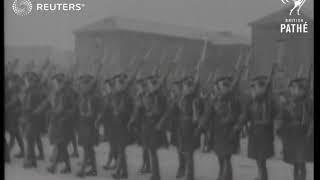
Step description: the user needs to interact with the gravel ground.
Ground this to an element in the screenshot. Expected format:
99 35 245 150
5 137 314 180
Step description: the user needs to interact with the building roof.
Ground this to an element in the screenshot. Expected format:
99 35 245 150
249 7 313 26
74 16 249 44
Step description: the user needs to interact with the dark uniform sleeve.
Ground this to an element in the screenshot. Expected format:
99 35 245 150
129 103 144 127
61 90 77 120
274 100 290 137
93 94 104 117
198 100 214 130
158 101 179 130
234 100 250 131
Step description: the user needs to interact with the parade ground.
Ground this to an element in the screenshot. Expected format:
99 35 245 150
5 137 314 180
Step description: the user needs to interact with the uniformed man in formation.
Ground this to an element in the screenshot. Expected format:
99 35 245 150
5 52 313 180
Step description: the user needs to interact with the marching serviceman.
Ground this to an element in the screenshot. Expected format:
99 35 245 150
234 63 278 180
157 79 184 178
101 77 118 171
76 74 102 177
110 60 143 179
32 73 75 174
5 73 25 159
276 64 313 180
198 65 244 180
128 76 152 174
176 74 200 180
21 72 46 168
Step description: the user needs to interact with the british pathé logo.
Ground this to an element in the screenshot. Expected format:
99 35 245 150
281 0 306 16
280 0 309 33
12 0 86 16
12 0 33 16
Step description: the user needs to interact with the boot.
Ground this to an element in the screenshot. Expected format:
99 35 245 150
47 165 57 174
176 166 186 178
85 168 97 176
139 166 151 174
61 154 72 174
103 162 116 170
14 152 25 159
76 170 86 178
23 160 37 169
5 154 10 163
150 175 160 180
112 172 128 179
37 154 44 160
76 161 87 177
60 166 71 174
70 151 79 158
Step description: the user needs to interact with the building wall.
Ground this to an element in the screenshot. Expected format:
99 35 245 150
74 30 248 80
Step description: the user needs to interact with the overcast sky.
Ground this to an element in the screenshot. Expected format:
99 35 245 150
5 0 313 51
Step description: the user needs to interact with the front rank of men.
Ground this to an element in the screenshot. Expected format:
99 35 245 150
5 58 313 180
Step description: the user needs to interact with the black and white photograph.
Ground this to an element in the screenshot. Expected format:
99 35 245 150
4 0 314 179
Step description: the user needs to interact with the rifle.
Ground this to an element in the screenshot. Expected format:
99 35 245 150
39 57 51 75
243 48 252 80
234 50 243 72
196 38 208 72
158 47 182 90
152 49 167 76
124 49 151 90
264 62 279 98
126 54 138 73
143 46 154 61
201 71 215 93
192 38 208 87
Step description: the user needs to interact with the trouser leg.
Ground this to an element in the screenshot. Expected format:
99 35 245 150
8 132 15 150
185 151 194 180
36 135 44 160
70 132 79 157
60 142 71 173
218 156 224 180
140 146 151 173
256 159 268 180
24 136 36 168
294 163 306 180
222 155 233 180
5 137 10 163
114 144 128 177
14 131 25 157
149 147 160 180
47 144 60 174
177 151 186 176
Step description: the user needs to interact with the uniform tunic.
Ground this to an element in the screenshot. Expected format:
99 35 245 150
110 90 134 148
22 85 46 140
202 93 241 157
278 97 313 164
129 92 146 145
102 95 115 142
242 96 277 160
159 97 180 147
141 90 167 149
5 87 22 135
77 94 101 147
48 87 77 145
177 93 200 153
